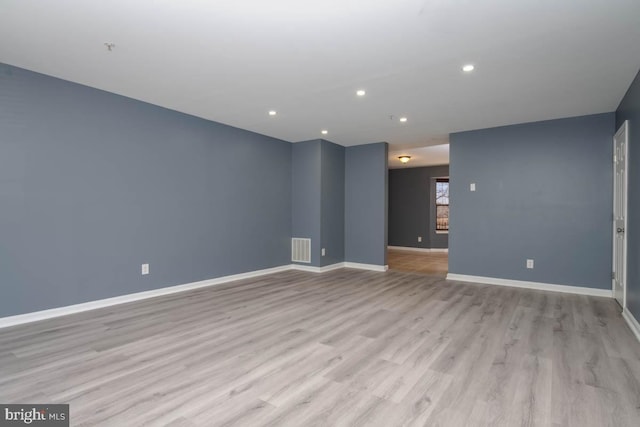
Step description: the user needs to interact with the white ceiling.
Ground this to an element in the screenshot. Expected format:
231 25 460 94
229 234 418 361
2 0 640 165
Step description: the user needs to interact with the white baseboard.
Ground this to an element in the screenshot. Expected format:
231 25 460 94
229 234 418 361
0 262 388 329
0 265 292 329
446 273 613 298
290 263 345 273
292 262 388 273
388 246 448 253
622 309 640 344
344 262 388 272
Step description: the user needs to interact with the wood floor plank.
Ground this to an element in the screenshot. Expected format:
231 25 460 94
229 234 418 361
1 267 639 426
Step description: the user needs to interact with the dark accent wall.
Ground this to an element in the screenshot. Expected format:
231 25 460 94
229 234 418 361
616 69 640 318
291 141 322 266
0 64 292 317
389 165 449 249
321 140 345 267
345 143 389 266
449 113 614 289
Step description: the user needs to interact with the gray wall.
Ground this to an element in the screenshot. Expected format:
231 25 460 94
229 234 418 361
0 63 292 317
449 113 614 289
616 69 640 318
389 165 449 249
320 140 345 267
345 143 389 266
291 138 346 268
291 140 322 266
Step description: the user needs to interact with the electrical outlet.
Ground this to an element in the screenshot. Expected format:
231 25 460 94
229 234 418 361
418 236 422 242
321 248 326 257
141 263 150 275
526 259 534 269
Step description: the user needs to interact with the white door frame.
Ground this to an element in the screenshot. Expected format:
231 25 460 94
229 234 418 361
612 120 629 308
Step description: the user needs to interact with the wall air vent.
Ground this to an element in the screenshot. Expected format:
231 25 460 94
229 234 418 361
291 238 311 263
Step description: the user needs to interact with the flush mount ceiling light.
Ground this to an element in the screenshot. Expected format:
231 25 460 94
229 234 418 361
321 130 328 135
462 64 475 72
399 117 408 122
268 110 277 116
356 89 366 97
398 155 411 163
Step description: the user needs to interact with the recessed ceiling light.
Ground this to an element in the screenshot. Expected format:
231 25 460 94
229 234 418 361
399 117 408 122
321 130 328 135
268 110 277 116
356 89 366 97
398 156 411 164
462 64 475 72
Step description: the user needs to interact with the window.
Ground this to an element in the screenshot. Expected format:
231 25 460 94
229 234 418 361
435 178 449 232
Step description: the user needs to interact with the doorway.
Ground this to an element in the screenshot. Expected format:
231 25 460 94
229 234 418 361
387 166 450 277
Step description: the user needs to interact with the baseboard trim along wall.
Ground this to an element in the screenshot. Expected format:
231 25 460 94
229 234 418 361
446 273 613 298
344 262 389 272
291 262 388 273
0 262 388 329
388 246 448 253
622 309 640 344
0 265 291 329
290 263 345 273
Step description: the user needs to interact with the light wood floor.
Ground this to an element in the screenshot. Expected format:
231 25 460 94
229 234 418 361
388 249 448 276
1 269 640 426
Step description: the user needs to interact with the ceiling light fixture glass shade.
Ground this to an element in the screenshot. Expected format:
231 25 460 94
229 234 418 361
398 156 411 163
268 110 277 116
462 64 475 72
356 90 366 96
399 117 408 122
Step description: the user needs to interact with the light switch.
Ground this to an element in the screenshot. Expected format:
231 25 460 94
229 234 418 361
470 183 476 192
